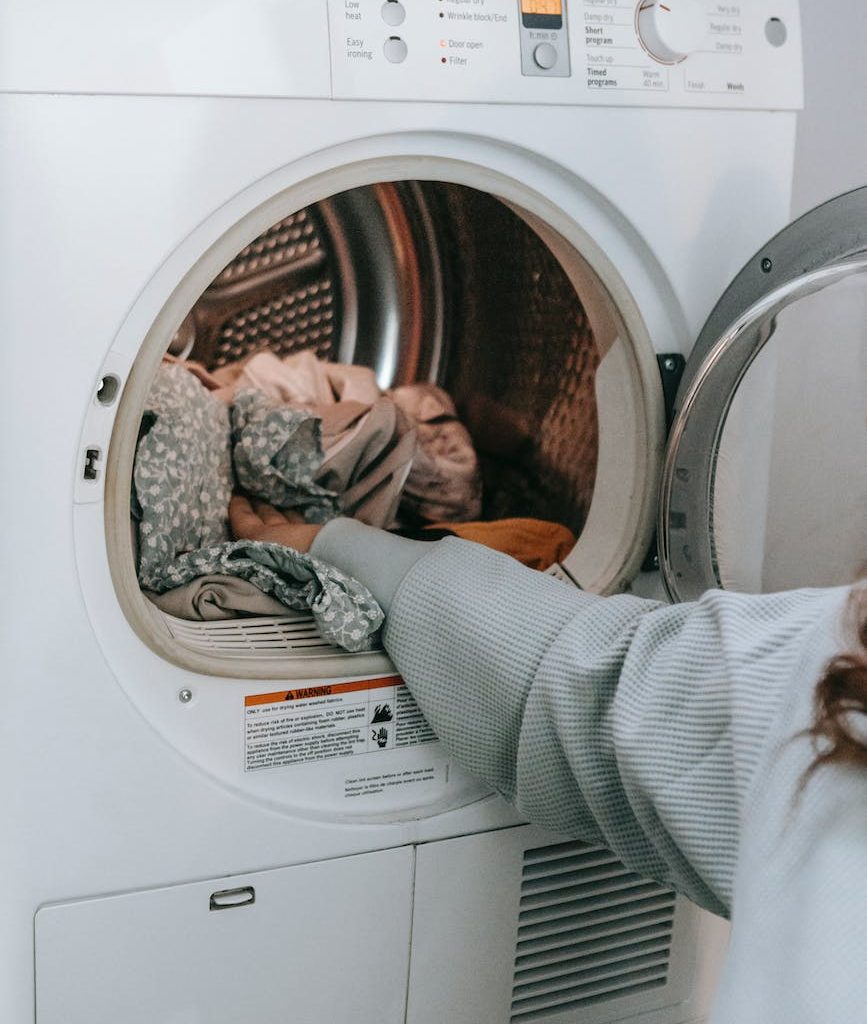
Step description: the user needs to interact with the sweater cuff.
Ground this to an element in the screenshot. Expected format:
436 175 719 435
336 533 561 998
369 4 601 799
310 517 435 614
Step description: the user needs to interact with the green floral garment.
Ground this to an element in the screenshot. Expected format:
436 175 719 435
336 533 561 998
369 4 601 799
231 389 341 523
133 365 383 652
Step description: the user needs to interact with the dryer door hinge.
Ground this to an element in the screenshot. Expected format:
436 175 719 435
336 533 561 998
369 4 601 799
641 353 687 573
657 352 686 430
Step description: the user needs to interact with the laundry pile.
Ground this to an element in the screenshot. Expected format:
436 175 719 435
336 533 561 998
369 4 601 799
134 363 384 651
133 350 577 650
203 349 483 528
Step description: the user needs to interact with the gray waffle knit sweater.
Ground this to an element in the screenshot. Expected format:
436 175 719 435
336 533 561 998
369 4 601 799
312 519 867 1024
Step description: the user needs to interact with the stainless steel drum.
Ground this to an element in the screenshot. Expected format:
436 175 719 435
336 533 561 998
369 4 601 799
180 182 601 536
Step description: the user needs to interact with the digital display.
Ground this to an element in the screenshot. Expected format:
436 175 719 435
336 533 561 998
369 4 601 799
521 0 563 29
522 1 562 13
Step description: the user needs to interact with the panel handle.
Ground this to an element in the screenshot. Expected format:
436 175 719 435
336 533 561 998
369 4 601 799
209 886 256 911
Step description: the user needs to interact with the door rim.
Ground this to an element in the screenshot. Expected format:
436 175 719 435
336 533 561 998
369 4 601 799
661 186 867 601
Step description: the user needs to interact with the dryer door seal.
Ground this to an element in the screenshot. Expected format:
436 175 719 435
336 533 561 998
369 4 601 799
659 186 867 601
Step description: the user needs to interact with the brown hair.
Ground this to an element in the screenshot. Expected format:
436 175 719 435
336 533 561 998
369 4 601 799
808 584 867 774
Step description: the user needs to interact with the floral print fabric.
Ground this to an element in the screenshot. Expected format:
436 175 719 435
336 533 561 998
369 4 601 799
133 364 383 652
231 389 341 524
146 541 383 651
134 364 233 580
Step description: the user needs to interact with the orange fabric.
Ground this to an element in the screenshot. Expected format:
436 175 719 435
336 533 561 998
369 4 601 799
425 518 576 572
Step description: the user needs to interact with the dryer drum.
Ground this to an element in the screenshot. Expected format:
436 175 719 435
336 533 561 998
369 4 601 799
120 179 637 675
171 182 600 533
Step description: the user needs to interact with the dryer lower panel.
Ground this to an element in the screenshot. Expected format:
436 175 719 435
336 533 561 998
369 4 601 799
34 828 726 1024
36 847 415 1024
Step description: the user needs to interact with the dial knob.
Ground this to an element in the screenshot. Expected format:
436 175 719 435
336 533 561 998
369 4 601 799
636 0 705 64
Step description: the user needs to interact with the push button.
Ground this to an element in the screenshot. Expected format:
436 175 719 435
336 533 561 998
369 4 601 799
383 36 408 63
381 1 406 27
533 43 558 70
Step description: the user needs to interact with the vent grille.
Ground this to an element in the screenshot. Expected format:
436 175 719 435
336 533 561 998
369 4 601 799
159 611 380 660
511 841 676 1023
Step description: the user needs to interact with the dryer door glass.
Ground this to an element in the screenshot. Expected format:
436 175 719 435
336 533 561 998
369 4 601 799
660 188 867 601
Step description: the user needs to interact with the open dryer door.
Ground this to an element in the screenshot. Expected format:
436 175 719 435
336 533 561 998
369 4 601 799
659 187 867 602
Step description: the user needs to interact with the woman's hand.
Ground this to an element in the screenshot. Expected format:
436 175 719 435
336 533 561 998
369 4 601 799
229 495 324 553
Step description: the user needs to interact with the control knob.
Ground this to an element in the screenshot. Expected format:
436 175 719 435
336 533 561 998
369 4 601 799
636 0 705 64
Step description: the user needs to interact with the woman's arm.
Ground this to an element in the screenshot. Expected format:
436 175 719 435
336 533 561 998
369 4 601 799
230 500 845 918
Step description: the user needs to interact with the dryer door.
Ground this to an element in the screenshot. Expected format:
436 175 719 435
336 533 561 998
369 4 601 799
659 187 867 602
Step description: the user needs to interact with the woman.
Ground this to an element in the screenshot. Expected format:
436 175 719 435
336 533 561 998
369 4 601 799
231 496 867 1024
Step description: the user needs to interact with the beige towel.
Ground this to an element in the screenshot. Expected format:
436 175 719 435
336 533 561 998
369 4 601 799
210 350 381 408
325 361 381 405
341 415 417 528
315 399 416 528
212 353 416 528
145 575 292 621
173 354 484 527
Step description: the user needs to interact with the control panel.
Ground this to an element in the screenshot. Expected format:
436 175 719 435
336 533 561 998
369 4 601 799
328 0 802 109
0 1 801 104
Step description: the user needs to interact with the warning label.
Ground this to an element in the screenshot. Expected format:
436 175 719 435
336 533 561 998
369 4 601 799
244 675 436 772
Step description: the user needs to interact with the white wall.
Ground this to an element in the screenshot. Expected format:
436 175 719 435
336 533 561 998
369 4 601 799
761 0 867 590
791 2 867 217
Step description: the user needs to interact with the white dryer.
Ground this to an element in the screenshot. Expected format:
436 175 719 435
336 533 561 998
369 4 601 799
5 2 862 1023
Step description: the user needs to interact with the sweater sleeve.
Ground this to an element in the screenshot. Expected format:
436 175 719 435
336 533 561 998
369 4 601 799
380 536 845 918
312 521 846 918
311 517 432 614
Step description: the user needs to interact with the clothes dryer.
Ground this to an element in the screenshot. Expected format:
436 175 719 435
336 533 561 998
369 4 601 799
6 3 861 1023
